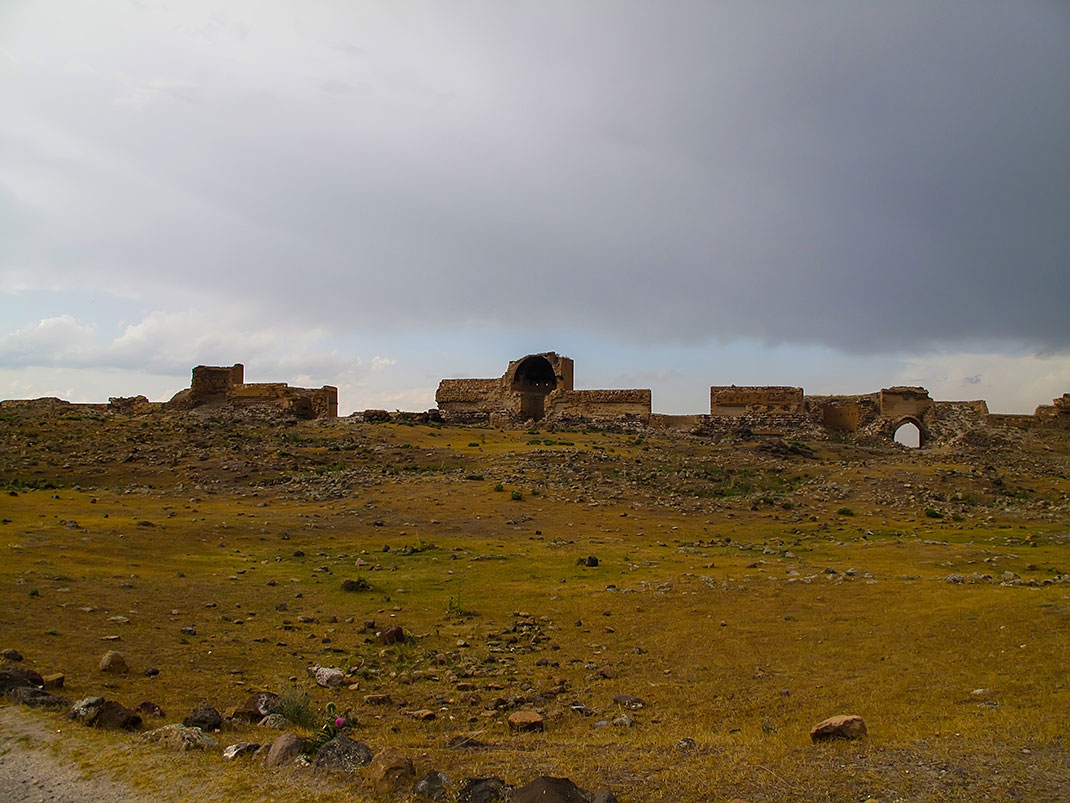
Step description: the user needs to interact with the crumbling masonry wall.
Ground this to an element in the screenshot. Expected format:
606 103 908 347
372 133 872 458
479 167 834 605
173 364 337 419
435 353 650 424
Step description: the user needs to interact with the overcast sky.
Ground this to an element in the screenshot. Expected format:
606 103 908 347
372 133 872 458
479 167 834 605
2 1 1068 415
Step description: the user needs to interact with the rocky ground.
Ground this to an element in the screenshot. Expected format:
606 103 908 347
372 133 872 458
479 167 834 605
0 400 1068 801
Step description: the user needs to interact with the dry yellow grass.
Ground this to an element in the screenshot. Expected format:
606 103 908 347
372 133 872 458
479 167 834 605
1 408 1068 800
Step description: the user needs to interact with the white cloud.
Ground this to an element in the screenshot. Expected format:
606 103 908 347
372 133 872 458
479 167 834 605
895 352 1070 414
0 315 99 365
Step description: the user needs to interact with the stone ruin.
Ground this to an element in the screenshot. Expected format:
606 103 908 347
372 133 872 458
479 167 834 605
434 352 1070 446
167 364 338 419
436 352 651 426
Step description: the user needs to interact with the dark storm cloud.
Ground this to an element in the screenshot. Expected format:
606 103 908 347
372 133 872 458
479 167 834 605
2 1 1068 353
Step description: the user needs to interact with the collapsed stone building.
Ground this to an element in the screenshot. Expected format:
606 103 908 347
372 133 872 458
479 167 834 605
435 352 1070 445
166 364 338 419
436 352 650 426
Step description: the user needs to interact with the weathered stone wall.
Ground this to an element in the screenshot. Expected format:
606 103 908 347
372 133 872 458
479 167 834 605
547 389 651 420
710 386 804 416
190 364 244 402
879 387 934 422
436 379 505 415
649 413 706 431
436 353 646 424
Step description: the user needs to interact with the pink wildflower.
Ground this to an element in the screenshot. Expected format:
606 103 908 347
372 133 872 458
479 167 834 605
335 717 345 728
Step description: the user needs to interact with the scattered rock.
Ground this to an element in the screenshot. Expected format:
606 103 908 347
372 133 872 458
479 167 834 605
135 701 165 718
612 694 645 710
222 742 260 761
612 714 634 728
810 714 867 742
364 693 393 706
7 686 71 709
1 648 24 661
42 673 64 689
258 713 293 730
0 665 45 692
143 724 218 751
263 733 302 767
183 704 222 731
227 691 279 722
68 697 141 730
368 747 416 794
341 577 371 592
378 626 406 645
457 777 509 803
314 666 345 688
313 735 373 773
413 770 450 800
675 737 696 751
408 708 436 721
507 710 544 733
99 650 128 674
512 776 590 803
591 791 619 803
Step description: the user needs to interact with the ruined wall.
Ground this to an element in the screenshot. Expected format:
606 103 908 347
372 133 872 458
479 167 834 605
547 389 651 420
173 364 336 419
436 353 647 424
435 379 505 416
190 364 244 402
649 413 706 431
710 386 804 416
227 382 337 419
879 387 934 422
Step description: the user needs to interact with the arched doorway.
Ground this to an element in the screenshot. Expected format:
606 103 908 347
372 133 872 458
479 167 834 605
512 355 557 421
893 418 925 448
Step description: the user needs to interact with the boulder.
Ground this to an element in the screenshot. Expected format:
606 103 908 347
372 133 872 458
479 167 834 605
143 724 218 751
222 742 261 761
457 777 509 803
42 673 65 689
508 710 545 733
314 666 345 688
414 771 450 800
7 686 70 709
512 776 590 803
0 665 44 692
258 713 293 730
612 694 645 709
68 697 141 730
378 626 406 645
592 792 619 803
313 735 373 773
183 704 222 731
227 691 278 723
263 733 302 767
135 701 165 718
810 714 867 742
99 650 128 674
368 747 415 794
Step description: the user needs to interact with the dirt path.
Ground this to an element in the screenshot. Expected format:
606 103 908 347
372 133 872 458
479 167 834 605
0 706 147 803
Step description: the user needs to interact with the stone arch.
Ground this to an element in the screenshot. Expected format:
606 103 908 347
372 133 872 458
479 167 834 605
511 355 558 420
893 416 927 448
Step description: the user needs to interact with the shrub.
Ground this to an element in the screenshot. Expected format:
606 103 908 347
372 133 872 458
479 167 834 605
510 490 523 501
341 577 371 592
464 474 484 481
269 686 317 729
493 483 504 492
925 508 944 519
837 507 855 516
